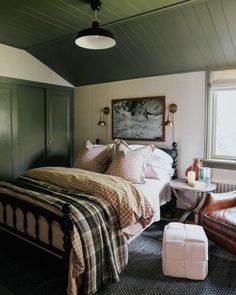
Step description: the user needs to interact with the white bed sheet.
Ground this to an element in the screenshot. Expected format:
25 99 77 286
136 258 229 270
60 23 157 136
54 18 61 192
134 178 172 222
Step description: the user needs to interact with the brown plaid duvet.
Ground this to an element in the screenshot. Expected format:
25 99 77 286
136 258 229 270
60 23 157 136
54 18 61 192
0 167 154 295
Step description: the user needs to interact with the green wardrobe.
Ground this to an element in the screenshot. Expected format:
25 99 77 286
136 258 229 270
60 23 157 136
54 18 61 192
0 77 73 180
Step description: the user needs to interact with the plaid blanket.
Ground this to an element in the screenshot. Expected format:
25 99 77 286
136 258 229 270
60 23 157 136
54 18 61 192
0 176 128 295
24 167 154 229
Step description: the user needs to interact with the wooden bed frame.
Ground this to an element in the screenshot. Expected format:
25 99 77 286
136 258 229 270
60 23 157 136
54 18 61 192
0 142 177 290
0 195 73 286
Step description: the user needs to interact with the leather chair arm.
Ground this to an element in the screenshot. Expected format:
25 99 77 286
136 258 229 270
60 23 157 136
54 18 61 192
201 190 236 214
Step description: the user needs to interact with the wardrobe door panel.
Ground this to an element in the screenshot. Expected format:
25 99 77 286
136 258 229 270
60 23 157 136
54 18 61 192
0 86 14 180
46 89 72 167
16 85 45 176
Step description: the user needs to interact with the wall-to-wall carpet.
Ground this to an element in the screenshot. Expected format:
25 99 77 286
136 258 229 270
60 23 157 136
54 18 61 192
0 221 235 295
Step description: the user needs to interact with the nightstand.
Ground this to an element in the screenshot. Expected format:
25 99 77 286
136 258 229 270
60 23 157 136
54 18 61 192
170 179 216 223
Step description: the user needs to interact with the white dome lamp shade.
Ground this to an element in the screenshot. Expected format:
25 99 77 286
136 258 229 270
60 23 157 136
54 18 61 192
75 0 116 50
75 21 116 50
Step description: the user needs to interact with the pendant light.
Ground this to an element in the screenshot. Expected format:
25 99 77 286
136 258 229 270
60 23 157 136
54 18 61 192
75 0 116 50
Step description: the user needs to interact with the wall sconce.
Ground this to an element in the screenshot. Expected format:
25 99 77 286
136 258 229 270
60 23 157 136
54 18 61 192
164 103 177 127
98 106 110 144
98 107 110 126
164 103 177 143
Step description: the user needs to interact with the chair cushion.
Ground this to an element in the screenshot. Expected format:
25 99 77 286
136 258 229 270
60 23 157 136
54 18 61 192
204 207 236 241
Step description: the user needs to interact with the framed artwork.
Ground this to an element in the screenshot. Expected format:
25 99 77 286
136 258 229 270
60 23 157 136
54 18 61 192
112 96 165 141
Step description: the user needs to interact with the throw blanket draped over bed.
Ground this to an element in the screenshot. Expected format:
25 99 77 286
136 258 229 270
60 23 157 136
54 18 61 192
24 167 154 229
0 167 154 295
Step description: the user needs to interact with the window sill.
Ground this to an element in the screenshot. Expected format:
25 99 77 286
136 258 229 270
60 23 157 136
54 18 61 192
203 159 236 170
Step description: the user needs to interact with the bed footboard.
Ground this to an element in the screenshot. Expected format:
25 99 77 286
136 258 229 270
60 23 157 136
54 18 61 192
0 194 73 280
62 203 73 276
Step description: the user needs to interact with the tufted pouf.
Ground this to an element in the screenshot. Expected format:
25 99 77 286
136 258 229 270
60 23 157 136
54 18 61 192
162 222 208 280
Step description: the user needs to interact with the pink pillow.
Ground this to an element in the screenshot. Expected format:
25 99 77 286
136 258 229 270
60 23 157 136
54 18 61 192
74 141 113 173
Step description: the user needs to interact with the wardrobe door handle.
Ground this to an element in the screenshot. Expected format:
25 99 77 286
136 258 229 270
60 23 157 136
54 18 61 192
47 140 52 144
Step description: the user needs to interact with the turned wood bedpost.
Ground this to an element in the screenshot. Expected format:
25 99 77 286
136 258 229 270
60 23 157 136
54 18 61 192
171 142 178 179
170 142 178 217
62 203 73 287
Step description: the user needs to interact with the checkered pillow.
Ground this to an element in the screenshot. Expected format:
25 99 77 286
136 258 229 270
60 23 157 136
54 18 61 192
106 140 153 183
74 141 113 173
115 139 130 152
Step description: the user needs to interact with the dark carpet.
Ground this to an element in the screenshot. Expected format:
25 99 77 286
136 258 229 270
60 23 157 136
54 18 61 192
0 231 65 295
0 221 236 295
98 221 236 295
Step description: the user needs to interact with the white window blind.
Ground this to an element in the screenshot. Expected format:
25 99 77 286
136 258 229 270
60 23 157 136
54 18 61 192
206 70 236 165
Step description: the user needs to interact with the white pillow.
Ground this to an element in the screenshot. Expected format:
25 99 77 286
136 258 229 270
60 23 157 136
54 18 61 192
129 144 146 150
146 161 174 180
146 149 174 179
129 144 174 179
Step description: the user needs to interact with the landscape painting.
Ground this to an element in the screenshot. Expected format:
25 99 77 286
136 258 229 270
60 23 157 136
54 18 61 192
112 96 165 141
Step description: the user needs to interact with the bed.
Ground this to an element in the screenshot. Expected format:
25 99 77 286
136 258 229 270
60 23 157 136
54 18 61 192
0 141 177 295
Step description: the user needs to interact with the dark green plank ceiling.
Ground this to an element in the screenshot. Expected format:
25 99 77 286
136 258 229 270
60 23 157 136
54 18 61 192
1 0 236 86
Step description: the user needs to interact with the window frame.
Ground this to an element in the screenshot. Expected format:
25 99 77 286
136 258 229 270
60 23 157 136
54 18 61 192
205 70 236 170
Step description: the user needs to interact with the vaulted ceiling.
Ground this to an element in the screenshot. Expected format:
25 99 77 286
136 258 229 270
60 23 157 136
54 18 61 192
1 0 236 86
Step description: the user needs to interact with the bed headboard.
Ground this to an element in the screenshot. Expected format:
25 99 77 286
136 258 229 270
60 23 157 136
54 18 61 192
94 138 178 179
159 142 178 179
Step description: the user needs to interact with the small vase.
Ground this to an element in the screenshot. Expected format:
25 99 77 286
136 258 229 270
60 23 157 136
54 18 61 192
192 158 201 180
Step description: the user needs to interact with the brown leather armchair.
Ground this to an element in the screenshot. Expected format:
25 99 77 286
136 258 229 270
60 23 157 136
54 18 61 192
199 190 236 254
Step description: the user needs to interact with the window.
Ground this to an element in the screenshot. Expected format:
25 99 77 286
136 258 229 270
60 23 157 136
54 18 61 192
206 69 236 167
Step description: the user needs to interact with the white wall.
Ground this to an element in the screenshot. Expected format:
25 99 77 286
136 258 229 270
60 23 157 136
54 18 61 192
74 71 206 178
74 71 236 182
0 43 72 87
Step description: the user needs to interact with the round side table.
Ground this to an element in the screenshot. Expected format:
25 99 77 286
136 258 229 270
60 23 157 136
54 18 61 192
170 179 216 223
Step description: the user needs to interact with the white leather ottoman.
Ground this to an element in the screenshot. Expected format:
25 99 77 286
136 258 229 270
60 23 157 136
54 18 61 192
162 222 208 280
